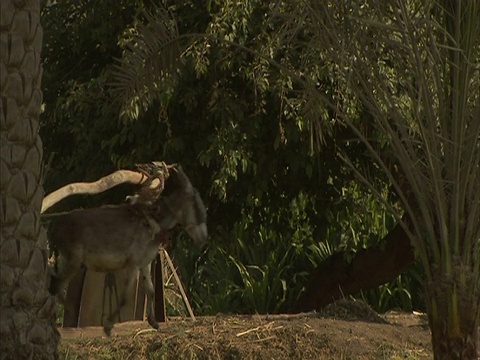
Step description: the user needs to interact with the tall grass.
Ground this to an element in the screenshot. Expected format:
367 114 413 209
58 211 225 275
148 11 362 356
173 184 411 315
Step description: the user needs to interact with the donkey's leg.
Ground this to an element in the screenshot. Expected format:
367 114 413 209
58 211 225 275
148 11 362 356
49 253 82 303
103 267 137 337
140 264 159 330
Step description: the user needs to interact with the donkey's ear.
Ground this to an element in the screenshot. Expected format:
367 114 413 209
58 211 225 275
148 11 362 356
173 165 193 192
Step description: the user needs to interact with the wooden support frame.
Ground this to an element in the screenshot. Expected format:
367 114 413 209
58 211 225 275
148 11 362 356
161 249 196 321
61 248 195 328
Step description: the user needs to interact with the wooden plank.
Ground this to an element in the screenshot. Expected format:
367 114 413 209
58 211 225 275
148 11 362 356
134 270 146 321
62 267 86 327
77 269 139 327
153 253 167 323
61 255 171 327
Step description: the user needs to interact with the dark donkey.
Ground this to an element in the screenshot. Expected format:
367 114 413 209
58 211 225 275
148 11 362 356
47 166 207 336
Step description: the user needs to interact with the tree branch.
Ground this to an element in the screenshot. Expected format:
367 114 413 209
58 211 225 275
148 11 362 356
291 223 415 312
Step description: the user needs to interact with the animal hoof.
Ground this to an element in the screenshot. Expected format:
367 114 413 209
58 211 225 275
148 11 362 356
103 324 113 337
147 318 159 330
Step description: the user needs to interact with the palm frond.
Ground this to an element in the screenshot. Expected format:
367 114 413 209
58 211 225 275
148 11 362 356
293 0 479 276
298 3 480 348
109 5 185 122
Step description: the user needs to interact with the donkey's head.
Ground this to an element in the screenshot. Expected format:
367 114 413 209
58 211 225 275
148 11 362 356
156 166 207 246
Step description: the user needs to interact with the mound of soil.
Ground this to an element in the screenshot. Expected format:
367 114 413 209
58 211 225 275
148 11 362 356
59 301 432 359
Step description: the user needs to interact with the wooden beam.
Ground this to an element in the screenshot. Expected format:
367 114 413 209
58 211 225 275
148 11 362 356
153 253 167 323
62 267 86 327
163 249 196 321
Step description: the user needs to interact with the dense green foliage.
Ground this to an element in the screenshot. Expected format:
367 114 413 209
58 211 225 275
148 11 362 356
40 0 423 315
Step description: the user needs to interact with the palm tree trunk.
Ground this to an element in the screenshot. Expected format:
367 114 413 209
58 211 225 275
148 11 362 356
0 1 59 358
426 265 480 359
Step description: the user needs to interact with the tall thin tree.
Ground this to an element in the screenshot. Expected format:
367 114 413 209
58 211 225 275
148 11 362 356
291 0 479 358
0 1 59 358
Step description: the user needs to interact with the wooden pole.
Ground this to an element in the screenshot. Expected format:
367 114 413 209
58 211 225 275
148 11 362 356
162 249 196 321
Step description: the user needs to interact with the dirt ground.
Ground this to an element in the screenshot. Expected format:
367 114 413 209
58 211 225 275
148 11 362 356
58 300 433 359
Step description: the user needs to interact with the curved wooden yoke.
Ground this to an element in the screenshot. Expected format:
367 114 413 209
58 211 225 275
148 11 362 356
41 161 176 213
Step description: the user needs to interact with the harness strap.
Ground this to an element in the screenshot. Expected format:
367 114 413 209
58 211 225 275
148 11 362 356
131 205 163 234
140 209 161 234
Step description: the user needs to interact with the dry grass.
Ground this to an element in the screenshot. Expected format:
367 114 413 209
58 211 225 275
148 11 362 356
59 300 432 359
